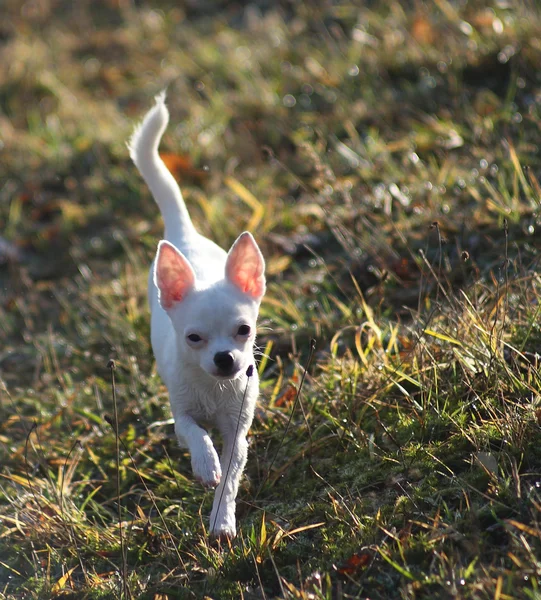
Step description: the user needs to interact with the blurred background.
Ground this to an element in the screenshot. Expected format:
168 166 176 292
1 1 541 598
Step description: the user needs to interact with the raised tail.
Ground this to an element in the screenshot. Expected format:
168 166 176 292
128 92 195 242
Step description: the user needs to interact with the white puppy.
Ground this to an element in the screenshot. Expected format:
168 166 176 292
129 92 265 539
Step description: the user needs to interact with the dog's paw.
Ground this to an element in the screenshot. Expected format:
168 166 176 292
196 472 221 488
209 506 236 540
191 444 221 488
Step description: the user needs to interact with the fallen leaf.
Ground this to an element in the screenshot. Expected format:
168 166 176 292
160 152 208 182
390 257 417 282
335 551 371 575
275 384 297 407
411 15 435 45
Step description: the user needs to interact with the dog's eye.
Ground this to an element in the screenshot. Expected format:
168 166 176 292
237 325 251 336
187 334 203 343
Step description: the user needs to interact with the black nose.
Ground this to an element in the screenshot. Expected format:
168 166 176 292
214 351 235 373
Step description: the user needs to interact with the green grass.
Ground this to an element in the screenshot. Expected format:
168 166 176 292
1 1 541 598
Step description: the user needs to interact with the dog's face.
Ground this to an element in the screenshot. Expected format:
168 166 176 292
172 285 260 379
154 233 265 380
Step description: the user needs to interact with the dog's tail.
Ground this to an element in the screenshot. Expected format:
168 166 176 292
128 91 195 241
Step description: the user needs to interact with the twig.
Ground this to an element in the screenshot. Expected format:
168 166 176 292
211 364 254 534
107 359 131 600
24 422 42 510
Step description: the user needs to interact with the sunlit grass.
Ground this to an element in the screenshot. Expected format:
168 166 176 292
1 1 541 599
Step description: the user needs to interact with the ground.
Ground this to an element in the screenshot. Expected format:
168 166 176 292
1 1 541 599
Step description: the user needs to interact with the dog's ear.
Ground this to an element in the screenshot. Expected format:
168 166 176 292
154 240 195 309
225 232 266 299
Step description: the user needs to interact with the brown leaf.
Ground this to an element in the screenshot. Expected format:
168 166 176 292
390 258 417 282
335 551 371 575
411 15 435 45
275 384 297 407
160 152 208 182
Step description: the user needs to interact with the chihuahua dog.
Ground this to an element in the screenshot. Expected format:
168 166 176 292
129 92 265 539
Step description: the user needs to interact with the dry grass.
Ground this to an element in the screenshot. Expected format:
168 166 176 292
1 1 541 598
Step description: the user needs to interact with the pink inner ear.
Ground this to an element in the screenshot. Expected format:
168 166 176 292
225 233 266 299
154 241 195 309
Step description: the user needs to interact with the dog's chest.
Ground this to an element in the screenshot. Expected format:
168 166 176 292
186 391 221 422
178 380 240 425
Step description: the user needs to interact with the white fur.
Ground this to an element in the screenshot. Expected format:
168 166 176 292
129 93 265 539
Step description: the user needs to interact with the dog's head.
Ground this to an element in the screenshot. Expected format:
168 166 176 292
154 232 265 380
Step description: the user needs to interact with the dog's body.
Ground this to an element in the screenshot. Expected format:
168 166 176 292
129 93 265 539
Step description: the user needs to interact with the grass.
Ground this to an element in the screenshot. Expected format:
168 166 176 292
1 0 541 598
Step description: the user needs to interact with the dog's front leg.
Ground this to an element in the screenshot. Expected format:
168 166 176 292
209 415 250 539
174 414 221 488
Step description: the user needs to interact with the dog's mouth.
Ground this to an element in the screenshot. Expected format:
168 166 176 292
212 367 243 380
